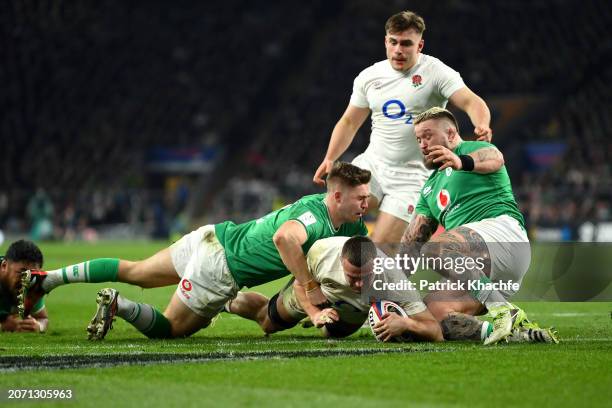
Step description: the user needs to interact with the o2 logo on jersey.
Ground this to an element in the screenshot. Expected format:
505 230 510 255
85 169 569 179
382 99 413 124
437 189 451 211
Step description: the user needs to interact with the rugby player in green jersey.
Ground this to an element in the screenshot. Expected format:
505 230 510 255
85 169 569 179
19 162 371 340
398 107 557 345
0 240 48 333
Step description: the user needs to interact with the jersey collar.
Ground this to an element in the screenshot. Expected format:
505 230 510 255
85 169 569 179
321 197 339 233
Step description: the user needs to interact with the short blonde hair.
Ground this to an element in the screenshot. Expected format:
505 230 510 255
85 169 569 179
414 107 460 133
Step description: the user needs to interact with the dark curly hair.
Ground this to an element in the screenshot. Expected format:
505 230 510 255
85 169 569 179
5 240 43 268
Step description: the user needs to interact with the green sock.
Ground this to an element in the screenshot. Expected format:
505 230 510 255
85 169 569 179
42 258 120 292
117 296 173 339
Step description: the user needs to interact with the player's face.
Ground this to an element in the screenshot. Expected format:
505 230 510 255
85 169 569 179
0 259 40 296
385 29 424 72
342 258 373 293
415 119 450 169
339 184 370 222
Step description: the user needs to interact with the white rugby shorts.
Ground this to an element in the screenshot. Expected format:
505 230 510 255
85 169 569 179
462 215 531 299
170 225 239 319
352 152 429 222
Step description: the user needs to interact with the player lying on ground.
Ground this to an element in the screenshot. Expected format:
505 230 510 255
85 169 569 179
20 163 371 339
398 107 557 345
229 235 556 343
0 240 48 333
313 10 492 251
227 236 442 341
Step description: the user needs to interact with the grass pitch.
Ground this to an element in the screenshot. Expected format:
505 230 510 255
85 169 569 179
0 241 610 407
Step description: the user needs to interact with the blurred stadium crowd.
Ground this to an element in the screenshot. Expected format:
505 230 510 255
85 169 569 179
1 0 610 242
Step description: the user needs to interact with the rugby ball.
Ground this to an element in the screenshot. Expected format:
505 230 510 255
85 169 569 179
368 300 410 342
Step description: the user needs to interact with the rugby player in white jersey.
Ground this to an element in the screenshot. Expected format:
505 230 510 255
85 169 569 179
313 11 492 248
226 235 443 342
228 234 556 344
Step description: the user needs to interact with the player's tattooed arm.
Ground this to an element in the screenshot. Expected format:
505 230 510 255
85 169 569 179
398 215 439 268
401 214 439 244
468 147 504 173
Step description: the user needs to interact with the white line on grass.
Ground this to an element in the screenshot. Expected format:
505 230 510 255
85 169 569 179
0 347 451 372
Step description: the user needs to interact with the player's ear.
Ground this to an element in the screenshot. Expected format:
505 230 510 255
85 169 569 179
447 126 456 141
418 38 424 52
334 190 343 202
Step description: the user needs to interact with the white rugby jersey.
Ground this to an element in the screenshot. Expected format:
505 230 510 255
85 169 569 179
306 236 425 324
350 54 465 164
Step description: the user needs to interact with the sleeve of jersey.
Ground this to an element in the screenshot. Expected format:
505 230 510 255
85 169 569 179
434 60 465 99
415 193 433 218
306 242 324 282
31 297 46 315
348 71 369 108
399 301 427 316
289 205 325 244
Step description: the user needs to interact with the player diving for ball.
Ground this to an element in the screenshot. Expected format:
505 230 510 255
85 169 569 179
19 163 371 340
227 234 556 344
398 107 558 345
226 235 443 342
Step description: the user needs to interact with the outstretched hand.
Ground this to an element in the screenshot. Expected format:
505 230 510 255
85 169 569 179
313 159 334 186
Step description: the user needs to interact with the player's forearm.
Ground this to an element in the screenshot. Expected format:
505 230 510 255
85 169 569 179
273 233 313 285
403 317 444 342
324 118 359 161
464 94 491 130
398 215 438 268
293 281 321 319
468 147 504 173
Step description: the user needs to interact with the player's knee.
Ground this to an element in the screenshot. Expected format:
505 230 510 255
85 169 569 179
264 293 298 334
261 317 280 335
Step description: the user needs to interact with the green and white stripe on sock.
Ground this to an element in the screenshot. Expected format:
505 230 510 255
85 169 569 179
42 258 120 292
116 295 172 339
481 321 493 340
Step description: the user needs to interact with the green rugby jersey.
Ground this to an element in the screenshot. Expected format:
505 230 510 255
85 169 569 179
0 256 45 321
215 194 368 288
415 141 525 230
